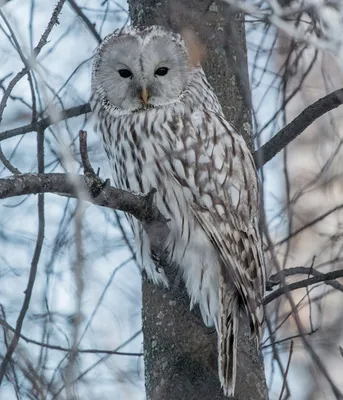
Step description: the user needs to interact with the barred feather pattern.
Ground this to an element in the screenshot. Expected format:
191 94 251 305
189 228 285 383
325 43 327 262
91 26 265 397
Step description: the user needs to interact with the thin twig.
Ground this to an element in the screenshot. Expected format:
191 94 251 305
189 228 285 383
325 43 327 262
0 318 142 356
65 172 85 398
0 103 91 141
278 341 294 400
67 0 102 43
0 68 28 123
267 266 343 293
51 330 142 399
264 269 343 305
273 203 343 247
0 9 30 67
79 130 96 175
262 329 318 350
263 214 343 398
32 0 67 57
0 0 67 124
0 176 45 385
0 143 21 174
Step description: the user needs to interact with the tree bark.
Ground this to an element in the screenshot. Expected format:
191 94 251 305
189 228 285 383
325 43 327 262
127 1 268 399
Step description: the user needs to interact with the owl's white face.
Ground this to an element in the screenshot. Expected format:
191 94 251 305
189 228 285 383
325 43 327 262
92 27 191 112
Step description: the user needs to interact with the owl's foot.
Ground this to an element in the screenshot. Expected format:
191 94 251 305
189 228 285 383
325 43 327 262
144 188 171 223
145 187 157 207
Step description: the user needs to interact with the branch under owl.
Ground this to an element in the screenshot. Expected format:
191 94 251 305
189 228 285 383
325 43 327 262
0 131 171 265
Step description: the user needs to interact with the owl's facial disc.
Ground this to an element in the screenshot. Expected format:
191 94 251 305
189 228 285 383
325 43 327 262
95 32 190 112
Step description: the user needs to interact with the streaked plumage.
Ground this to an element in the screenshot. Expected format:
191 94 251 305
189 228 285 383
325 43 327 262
91 25 265 396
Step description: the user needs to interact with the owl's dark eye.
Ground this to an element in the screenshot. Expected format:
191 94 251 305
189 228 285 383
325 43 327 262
118 69 132 78
155 67 169 76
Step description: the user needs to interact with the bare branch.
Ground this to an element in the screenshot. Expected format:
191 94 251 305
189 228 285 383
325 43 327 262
278 340 294 400
267 266 343 293
0 317 142 356
0 171 169 237
264 269 343 305
273 203 343 247
32 0 67 58
0 177 45 385
0 0 67 124
67 0 102 43
0 68 28 123
262 329 318 350
79 130 97 175
0 103 91 140
254 88 343 168
0 143 21 174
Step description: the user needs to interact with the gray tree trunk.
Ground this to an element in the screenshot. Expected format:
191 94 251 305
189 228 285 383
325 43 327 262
127 1 268 399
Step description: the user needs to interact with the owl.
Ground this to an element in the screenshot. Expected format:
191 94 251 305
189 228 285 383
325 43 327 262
91 25 265 397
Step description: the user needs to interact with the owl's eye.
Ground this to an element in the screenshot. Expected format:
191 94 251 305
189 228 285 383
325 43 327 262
155 67 169 76
118 69 132 78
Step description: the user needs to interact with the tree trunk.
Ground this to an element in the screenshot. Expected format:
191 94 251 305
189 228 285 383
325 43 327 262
127 1 268 399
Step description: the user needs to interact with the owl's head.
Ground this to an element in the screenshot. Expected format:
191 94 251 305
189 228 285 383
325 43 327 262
92 26 193 112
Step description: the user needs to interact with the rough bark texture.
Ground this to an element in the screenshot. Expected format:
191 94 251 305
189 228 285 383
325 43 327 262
127 1 268 399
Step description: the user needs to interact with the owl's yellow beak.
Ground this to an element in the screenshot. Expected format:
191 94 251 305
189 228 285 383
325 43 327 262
140 88 149 105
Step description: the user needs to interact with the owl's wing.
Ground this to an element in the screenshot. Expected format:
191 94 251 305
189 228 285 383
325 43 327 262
170 109 265 337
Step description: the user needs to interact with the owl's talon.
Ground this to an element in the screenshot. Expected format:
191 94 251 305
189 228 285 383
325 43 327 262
145 188 157 206
102 178 111 189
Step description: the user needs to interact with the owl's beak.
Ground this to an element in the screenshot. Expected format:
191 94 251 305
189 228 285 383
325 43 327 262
140 87 149 105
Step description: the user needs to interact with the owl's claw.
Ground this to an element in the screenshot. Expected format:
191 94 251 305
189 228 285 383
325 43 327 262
144 189 171 224
102 178 111 189
155 265 161 273
145 188 157 206
87 175 110 198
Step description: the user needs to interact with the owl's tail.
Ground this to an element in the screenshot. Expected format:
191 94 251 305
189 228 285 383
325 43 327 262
218 293 239 398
